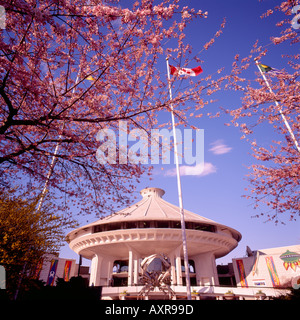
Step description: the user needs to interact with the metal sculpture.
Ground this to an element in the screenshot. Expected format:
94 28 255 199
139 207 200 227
138 253 175 299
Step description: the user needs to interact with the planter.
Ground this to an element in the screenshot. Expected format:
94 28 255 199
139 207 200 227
191 293 200 300
119 292 128 300
224 293 236 300
255 292 266 300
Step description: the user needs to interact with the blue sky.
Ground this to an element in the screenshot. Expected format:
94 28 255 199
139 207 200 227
61 0 300 265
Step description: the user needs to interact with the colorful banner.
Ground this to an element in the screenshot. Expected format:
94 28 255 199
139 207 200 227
47 259 58 286
251 251 260 276
279 250 300 271
33 259 44 280
236 259 248 288
63 260 72 282
265 256 280 287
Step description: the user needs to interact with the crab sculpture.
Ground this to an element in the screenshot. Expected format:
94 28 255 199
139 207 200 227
138 253 175 299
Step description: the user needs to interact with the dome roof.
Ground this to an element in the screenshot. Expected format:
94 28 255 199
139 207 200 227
84 187 217 225
68 187 241 242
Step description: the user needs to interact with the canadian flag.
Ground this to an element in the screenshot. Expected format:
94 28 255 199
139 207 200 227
170 65 203 77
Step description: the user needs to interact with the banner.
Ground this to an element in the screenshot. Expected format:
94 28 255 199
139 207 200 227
236 259 248 288
251 251 260 276
33 259 43 280
279 250 300 271
63 260 72 282
47 259 58 286
265 256 280 287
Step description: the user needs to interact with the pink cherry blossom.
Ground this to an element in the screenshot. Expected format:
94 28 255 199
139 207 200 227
223 1 300 223
0 0 228 218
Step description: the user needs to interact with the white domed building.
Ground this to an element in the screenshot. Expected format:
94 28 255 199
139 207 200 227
67 187 242 300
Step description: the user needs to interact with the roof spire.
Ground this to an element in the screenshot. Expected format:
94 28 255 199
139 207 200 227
140 187 165 198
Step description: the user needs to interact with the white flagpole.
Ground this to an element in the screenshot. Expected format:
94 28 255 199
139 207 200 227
15 70 81 299
14 71 82 300
36 70 81 212
255 59 300 153
166 57 191 300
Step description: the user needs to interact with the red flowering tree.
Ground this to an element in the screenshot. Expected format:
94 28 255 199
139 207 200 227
0 0 226 217
225 0 300 223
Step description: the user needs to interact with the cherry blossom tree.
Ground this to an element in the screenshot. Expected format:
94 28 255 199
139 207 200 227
0 0 226 217
224 0 300 223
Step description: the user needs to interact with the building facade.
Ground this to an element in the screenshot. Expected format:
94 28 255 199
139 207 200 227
233 244 300 290
67 187 242 299
37 255 77 286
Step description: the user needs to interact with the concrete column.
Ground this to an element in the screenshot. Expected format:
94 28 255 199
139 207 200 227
107 258 114 286
211 255 219 286
169 252 177 285
89 254 97 286
193 255 202 286
89 254 103 286
128 249 133 286
133 253 139 285
193 252 218 286
174 247 183 286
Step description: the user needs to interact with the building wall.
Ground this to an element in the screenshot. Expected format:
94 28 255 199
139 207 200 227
233 244 300 289
89 249 220 289
193 252 219 286
38 254 77 285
